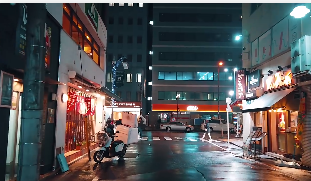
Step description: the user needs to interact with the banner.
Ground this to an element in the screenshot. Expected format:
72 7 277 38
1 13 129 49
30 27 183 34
259 30 272 63
235 69 246 100
272 16 289 56
251 39 259 66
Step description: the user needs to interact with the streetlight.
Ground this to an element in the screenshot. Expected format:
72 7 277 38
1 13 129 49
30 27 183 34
229 90 234 96
224 68 228 72
290 5 310 18
235 35 242 41
217 61 223 137
176 94 180 122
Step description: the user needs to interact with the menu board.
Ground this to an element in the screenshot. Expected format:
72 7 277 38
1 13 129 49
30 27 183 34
0 71 14 108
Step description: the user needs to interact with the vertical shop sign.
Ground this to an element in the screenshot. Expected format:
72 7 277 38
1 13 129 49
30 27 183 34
235 69 246 100
18 4 27 56
45 24 51 69
0 71 14 108
85 3 98 31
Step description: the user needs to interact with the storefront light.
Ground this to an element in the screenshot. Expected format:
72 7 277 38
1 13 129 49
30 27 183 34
86 89 89 92
78 85 82 88
61 93 68 103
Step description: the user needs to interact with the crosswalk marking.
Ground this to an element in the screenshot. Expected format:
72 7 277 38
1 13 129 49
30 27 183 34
164 137 172 140
141 136 199 141
153 137 160 140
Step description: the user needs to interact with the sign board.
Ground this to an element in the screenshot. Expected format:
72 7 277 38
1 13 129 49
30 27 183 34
108 102 141 108
248 70 261 89
235 69 246 100
187 106 198 111
85 3 98 31
17 4 27 56
265 70 293 91
0 71 14 108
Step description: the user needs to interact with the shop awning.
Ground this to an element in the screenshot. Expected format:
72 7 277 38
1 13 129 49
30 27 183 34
100 86 122 102
242 88 296 113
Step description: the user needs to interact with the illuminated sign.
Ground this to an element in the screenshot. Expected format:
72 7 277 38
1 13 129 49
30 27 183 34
235 69 246 100
248 70 261 89
187 106 198 111
265 70 292 91
107 102 141 107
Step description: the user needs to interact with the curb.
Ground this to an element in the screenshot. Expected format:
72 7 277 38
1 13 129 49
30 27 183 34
211 140 310 181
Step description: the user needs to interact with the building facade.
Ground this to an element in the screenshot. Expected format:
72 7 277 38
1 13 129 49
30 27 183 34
150 3 242 125
105 3 150 117
241 3 311 166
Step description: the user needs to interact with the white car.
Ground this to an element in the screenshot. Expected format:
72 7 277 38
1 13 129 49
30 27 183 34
201 119 235 133
160 122 194 132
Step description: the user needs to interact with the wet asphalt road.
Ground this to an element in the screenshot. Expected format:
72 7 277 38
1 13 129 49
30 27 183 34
45 131 297 181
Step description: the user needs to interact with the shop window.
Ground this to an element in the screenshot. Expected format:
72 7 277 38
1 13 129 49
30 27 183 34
71 25 83 46
93 50 99 64
62 3 100 66
165 91 177 100
137 54 142 62
214 92 225 101
126 73 132 82
84 39 92 58
62 14 71 36
126 91 131 101
136 73 142 82
158 91 165 100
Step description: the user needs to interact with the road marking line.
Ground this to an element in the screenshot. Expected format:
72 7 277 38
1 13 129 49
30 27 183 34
175 137 183 140
164 137 172 140
153 137 160 140
141 137 148 141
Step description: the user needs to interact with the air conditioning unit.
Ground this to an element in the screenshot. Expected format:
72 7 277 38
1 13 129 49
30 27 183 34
291 36 311 74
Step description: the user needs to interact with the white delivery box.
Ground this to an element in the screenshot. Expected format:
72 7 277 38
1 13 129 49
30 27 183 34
121 112 138 127
115 125 138 144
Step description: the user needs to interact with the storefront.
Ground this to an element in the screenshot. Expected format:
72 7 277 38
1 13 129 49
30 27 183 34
151 104 227 125
105 102 141 121
242 67 301 156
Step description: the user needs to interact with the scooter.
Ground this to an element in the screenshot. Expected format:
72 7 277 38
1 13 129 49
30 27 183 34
93 124 127 163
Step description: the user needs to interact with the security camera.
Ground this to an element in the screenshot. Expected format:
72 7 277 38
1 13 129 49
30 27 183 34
242 47 246 51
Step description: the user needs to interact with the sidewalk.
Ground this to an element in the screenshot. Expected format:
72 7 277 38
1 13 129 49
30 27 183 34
205 137 311 181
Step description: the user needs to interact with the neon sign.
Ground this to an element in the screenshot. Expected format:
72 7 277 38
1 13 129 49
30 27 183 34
266 70 292 90
187 106 198 111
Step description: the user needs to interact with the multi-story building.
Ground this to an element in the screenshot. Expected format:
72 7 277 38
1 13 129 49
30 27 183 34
105 3 150 117
150 3 242 126
241 3 311 166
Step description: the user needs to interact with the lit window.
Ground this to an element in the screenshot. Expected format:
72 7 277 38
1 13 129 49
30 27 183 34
149 21 153 25
148 97 152 100
136 73 142 82
119 3 124 6
139 3 143 7
149 66 152 70
127 73 132 82
128 3 133 6
149 51 153 55
107 73 112 82
148 82 152 85
109 3 114 6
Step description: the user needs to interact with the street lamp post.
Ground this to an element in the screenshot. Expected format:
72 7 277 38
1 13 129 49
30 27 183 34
176 94 180 122
218 62 223 137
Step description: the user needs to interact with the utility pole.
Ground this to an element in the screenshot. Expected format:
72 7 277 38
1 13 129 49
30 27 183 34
17 3 46 181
